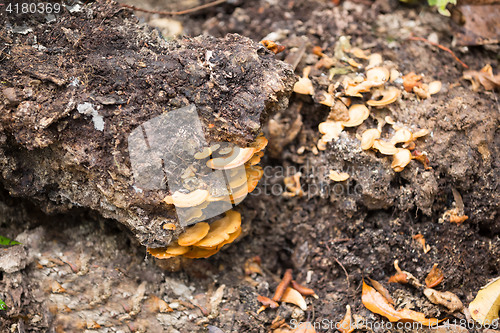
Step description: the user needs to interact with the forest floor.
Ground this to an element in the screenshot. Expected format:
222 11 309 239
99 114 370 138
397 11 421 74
1 0 500 332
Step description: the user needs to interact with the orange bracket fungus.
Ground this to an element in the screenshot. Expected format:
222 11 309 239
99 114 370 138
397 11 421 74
206 147 255 170
177 222 210 246
194 210 241 248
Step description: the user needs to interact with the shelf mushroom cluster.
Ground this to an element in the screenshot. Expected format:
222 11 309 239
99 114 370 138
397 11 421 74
292 43 438 174
148 135 268 259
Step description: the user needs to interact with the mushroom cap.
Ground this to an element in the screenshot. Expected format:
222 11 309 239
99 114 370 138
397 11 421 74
247 154 261 166
250 136 268 152
367 87 400 106
194 146 212 159
428 81 442 95
391 148 412 172
317 138 327 151
351 47 370 60
147 247 176 259
319 91 335 107
373 139 399 155
227 168 248 189
390 129 413 145
165 241 190 255
345 80 383 97
412 128 430 139
183 246 220 259
218 146 233 155
164 189 209 208
361 128 381 150
341 104 370 127
366 67 390 83
293 77 315 95
229 183 249 205
207 147 256 170
390 69 400 82
208 226 242 249
147 241 191 259
177 222 210 246
368 53 383 68
329 170 350 182
319 121 344 136
195 210 242 248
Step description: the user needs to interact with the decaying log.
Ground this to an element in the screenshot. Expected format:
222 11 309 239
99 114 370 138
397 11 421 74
0 0 296 247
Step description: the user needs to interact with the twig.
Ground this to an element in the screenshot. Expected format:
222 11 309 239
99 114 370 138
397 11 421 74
326 244 350 289
120 0 228 16
408 36 468 69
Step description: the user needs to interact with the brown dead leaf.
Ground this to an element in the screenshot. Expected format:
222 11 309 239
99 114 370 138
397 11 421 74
338 305 354 333
362 280 440 325
424 288 463 312
425 264 444 288
403 72 423 92
367 278 394 305
463 64 500 91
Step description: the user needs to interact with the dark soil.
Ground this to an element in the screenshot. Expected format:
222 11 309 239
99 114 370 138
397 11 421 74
1 0 500 332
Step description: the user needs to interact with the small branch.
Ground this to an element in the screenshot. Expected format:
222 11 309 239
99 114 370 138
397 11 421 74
408 36 468 69
120 0 228 16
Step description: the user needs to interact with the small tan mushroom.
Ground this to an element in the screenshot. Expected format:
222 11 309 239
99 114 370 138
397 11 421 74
250 136 268 152
367 87 400 106
428 81 442 95
177 222 210 246
366 67 390 83
293 66 315 95
361 128 381 150
207 147 256 170
319 121 344 140
390 68 400 82
390 129 413 145
391 148 412 172
373 139 399 155
367 53 382 68
163 223 176 230
413 85 430 99
350 47 370 59
281 287 308 311
194 147 212 159
163 189 209 208
195 210 242 248
345 80 383 97
385 116 395 125
412 128 430 139
319 91 335 107
348 58 363 68
341 104 369 127
317 138 327 151
329 170 349 182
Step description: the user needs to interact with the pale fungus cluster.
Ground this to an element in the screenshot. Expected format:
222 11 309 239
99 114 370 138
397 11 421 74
290 38 438 174
152 135 268 259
